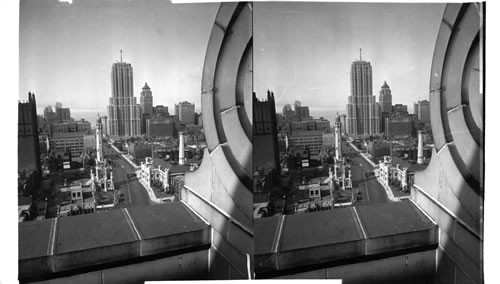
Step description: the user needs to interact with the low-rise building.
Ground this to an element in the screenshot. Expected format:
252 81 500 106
128 142 152 161
146 116 177 138
366 140 391 158
385 114 415 139
288 130 323 154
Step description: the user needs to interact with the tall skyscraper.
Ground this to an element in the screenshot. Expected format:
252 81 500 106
107 51 142 137
140 82 153 115
346 50 380 136
18 92 41 175
140 82 153 134
379 81 392 113
175 101 195 125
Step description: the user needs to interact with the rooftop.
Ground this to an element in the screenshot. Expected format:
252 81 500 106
19 202 210 282
255 200 438 277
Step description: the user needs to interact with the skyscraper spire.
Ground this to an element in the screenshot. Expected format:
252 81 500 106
360 48 362 61
120 49 122 62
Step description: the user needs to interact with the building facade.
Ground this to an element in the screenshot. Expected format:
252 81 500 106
175 101 195 125
153 105 169 118
416 100 431 125
107 53 142 137
385 114 414 139
140 82 153 115
288 130 324 154
56 107 71 122
379 81 392 113
146 116 177 138
346 53 380 136
289 119 330 134
253 91 280 174
295 106 311 121
18 92 41 175
392 104 409 116
49 121 91 137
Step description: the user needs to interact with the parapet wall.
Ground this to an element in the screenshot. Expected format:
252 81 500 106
255 200 438 280
19 203 211 282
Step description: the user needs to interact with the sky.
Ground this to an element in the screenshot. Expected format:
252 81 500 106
254 2 446 118
19 0 219 122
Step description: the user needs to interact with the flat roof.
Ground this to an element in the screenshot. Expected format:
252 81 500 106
19 202 211 280
128 202 207 239
55 209 137 254
18 218 53 259
255 200 438 275
280 207 364 251
254 215 281 255
355 200 435 238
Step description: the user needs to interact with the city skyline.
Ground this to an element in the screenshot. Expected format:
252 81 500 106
254 2 446 114
9 1 490 283
19 0 218 116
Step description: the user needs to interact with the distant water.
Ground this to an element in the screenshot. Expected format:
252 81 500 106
71 110 104 127
309 109 346 125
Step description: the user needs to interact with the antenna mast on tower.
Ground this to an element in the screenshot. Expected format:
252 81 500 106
120 50 123 62
360 48 362 61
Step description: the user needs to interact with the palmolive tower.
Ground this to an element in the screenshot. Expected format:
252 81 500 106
107 51 142 137
346 49 380 136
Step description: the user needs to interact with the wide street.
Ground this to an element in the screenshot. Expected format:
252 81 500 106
103 143 154 208
341 140 389 205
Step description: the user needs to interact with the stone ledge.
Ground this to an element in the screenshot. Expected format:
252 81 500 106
255 200 438 277
19 202 211 281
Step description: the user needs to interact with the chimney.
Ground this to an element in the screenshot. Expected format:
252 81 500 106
417 130 424 164
179 132 185 165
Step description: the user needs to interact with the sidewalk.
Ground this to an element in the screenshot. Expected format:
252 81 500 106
375 177 399 202
137 178 162 204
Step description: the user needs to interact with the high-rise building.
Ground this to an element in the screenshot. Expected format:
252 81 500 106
140 82 153 134
146 116 177 138
47 120 92 158
339 114 347 135
346 50 380 136
107 51 142 137
282 104 293 116
379 81 392 113
153 105 170 118
101 116 108 136
416 100 431 125
253 91 280 173
175 101 195 125
140 82 153 115
18 92 41 175
43 106 54 119
392 104 409 116
295 106 311 121
57 108 71 121
385 114 414 138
